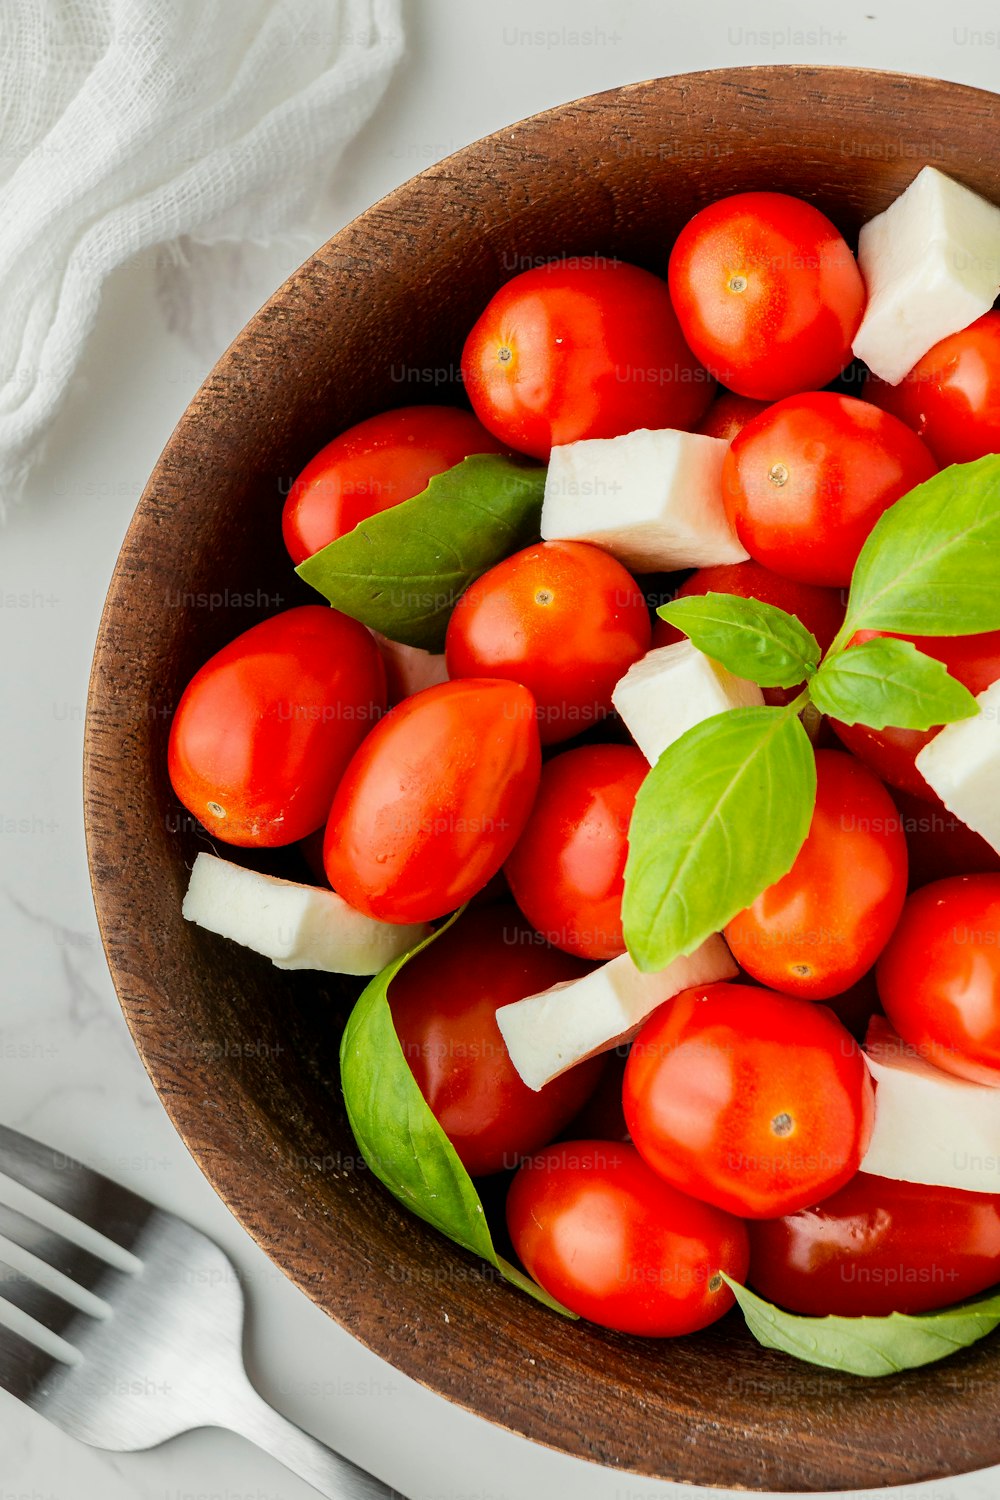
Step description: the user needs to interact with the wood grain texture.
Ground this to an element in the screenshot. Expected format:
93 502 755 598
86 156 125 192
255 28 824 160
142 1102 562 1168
84 68 1000 1491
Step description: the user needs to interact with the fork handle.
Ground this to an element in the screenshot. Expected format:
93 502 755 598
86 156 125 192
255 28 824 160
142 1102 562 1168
221 1380 404 1500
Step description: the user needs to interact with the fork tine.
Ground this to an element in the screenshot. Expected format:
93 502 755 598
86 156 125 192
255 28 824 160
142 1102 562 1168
0 1201 118 1292
0 1320 61 1398
0 1124 155 1252
0 1259 92 1340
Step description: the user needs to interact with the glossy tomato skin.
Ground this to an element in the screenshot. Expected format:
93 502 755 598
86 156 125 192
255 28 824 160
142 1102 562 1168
877 875 1000 1085
323 679 541 923
504 743 648 959
748 1172 1000 1316
505 1141 749 1336
623 981 875 1218
388 906 600 1176
722 392 937 586
695 391 772 443
865 311 1000 467
667 192 866 400
168 606 386 848
652 558 845 707
831 627 1000 800
282 406 507 564
891 787 1000 888
445 542 651 745
726 751 907 999
461 259 713 460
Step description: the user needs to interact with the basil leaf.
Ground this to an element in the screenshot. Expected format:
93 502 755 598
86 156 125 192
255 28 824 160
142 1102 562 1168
844 454 1000 637
340 919 574 1317
810 637 980 730
623 706 817 974
724 1275 1000 1377
657 593 821 688
297 453 545 650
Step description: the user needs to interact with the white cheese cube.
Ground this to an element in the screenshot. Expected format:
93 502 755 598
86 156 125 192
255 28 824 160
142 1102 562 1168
853 166 1000 384
495 938 737 1092
612 640 764 766
540 427 748 572
182 852 430 975
372 631 448 704
861 1016 1000 1192
915 678 1000 854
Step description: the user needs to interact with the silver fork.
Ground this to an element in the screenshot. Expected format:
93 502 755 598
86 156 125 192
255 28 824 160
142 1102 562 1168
0 1122 402 1498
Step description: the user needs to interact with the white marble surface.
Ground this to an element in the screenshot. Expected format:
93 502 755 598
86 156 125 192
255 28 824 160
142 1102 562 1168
4 1 1000 1496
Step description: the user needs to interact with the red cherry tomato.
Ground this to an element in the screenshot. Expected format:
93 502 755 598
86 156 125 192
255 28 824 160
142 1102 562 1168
722 392 937 586
168 606 385 848
877 875 1000 1086
504 744 648 960
445 542 651 745
323 679 540 923
461 258 713 459
748 1173 1000 1317
387 906 600 1177
831 627 1000 800
725 750 907 999
865 311 1000 467
652 558 845 707
695 391 772 443
667 192 866 400
819 968 882 1043
623 981 875 1218
505 1141 749 1336
891 787 1000 888
282 406 507 564
560 1049 630 1143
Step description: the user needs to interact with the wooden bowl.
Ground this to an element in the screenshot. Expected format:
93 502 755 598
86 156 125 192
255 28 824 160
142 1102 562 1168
85 67 1000 1491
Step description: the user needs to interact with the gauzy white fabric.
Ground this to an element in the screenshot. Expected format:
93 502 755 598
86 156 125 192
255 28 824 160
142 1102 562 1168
0 0 404 508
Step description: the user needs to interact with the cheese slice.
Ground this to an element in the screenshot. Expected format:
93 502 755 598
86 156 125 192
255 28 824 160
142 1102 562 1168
183 852 430 974
496 938 737 1092
540 426 748 572
372 631 449 704
861 1016 1000 1192
853 166 1000 384
612 640 763 766
915 679 1000 854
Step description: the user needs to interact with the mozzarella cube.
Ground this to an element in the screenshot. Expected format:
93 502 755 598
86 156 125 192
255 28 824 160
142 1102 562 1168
182 852 430 975
495 938 737 1091
915 678 1000 853
540 427 748 572
612 640 764 765
372 631 448 704
861 1016 1000 1192
853 166 1000 384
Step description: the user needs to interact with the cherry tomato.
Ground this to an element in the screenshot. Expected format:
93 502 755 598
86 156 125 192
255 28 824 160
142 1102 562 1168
505 1141 749 1336
667 192 866 400
387 906 600 1176
877 875 1000 1086
725 750 908 999
560 1049 631 1143
168 606 385 848
623 981 875 1218
865 311 1000 467
445 542 651 745
748 1173 1000 1316
282 406 507 564
323 679 540 923
891 787 1000 888
461 258 713 459
831 627 1000 800
695 391 772 443
722 392 937 586
652 558 845 707
504 744 648 959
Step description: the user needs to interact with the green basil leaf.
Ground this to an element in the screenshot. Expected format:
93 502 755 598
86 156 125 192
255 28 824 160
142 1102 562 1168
340 917 575 1317
657 593 821 688
843 454 1000 638
622 706 817 974
810 637 981 730
297 453 545 650
723 1275 1000 1377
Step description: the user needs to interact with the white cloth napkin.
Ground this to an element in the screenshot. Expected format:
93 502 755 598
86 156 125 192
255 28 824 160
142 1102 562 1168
0 0 404 509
